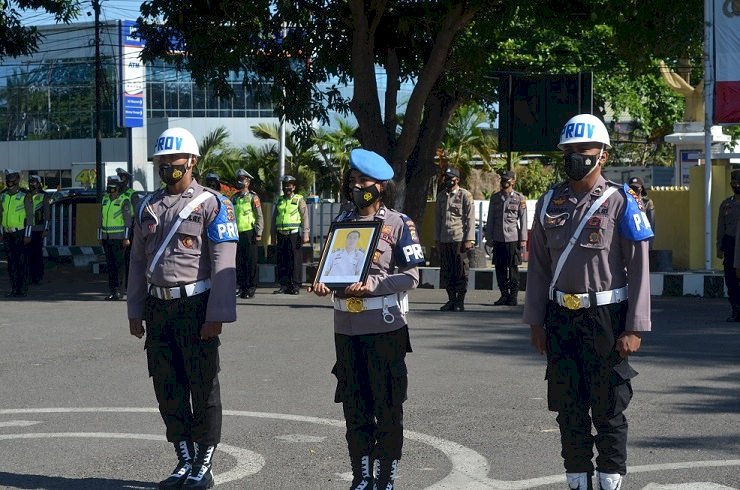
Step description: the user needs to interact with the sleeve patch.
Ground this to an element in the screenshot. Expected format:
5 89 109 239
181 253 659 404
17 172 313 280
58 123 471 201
619 184 654 241
207 195 239 243
395 215 425 266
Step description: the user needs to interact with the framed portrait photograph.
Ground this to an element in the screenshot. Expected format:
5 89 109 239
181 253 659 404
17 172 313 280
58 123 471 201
314 221 382 289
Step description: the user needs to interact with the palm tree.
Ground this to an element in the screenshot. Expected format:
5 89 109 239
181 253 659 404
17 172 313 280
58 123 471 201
439 103 498 181
313 118 360 200
251 122 326 197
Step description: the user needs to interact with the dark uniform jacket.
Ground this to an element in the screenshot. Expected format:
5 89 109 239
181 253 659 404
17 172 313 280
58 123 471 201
485 190 527 243
434 187 475 243
333 206 424 336
127 183 238 323
523 176 653 332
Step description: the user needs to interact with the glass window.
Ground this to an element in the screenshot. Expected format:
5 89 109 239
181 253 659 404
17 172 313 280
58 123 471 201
232 83 245 117
192 84 206 117
178 81 192 118
206 87 219 118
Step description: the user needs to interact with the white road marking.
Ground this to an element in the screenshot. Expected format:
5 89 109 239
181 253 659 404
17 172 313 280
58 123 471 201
0 432 264 484
643 485 737 489
0 420 41 428
275 434 326 443
0 407 738 489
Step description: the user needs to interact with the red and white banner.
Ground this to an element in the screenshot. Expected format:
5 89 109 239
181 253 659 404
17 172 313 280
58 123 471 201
714 0 740 124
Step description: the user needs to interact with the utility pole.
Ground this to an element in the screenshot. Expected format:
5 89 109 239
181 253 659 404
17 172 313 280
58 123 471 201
94 0 103 200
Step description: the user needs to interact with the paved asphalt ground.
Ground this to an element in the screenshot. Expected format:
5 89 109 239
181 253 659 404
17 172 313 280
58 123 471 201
0 260 738 490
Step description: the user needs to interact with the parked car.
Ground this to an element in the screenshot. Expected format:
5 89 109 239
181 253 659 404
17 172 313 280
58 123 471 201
49 187 97 204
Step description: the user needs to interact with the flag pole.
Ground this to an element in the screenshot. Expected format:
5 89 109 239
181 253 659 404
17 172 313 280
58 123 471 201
704 0 715 271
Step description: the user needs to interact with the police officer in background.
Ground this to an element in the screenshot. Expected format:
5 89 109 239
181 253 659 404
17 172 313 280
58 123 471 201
434 167 475 312
524 114 653 490
311 148 424 490
485 170 527 306
627 177 655 249
204 173 221 192
99 175 131 301
28 175 50 285
1 169 33 297
272 175 309 295
717 169 740 322
232 169 264 298
116 167 138 291
127 127 238 489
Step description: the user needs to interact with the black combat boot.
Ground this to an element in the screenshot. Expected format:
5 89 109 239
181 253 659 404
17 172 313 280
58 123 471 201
453 291 465 312
183 443 215 489
440 289 456 311
159 440 194 489
493 291 509 306
105 289 121 301
726 305 740 322
506 287 519 306
373 459 398 490
349 455 374 490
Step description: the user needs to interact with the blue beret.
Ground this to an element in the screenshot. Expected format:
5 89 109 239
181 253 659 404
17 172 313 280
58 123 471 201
350 149 394 181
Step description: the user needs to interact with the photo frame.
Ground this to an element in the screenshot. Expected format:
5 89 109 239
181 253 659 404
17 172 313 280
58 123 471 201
314 221 382 289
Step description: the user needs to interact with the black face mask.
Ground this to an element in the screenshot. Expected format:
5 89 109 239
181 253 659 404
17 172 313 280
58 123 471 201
352 184 381 208
444 178 456 190
629 185 642 195
564 152 600 181
107 186 118 194
732 184 740 194
236 181 245 190
5 179 18 190
282 186 294 195
158 164 187 186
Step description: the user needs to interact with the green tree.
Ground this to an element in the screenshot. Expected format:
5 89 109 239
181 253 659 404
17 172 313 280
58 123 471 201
0 1 79 61
135 0 710 224
439 103 497 182
313 118 360 201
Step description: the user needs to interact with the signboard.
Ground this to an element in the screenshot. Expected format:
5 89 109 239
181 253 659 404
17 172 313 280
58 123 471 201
118 20 145 128
499 73 593 152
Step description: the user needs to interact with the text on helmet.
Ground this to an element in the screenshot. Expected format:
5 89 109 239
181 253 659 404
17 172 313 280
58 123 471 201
156 136 184 152
561 122 595 140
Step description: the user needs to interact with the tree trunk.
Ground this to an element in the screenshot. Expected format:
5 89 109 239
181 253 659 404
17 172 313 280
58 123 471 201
401 89 462 225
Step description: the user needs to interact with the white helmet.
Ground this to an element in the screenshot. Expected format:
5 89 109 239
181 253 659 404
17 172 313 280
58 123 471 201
558 114 611 150
153 127 200 157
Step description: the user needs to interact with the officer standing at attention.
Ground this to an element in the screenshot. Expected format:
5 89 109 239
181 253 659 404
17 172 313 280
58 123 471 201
232 169 264 298
127 127 238 489
272 174 309 294
28 175 51 285
1 169 33 297
116 167 138 291
523 114 653 490
311 148 424 490
434 167 475 312
627 177 656 250
485 170 528 306
98 175 131 300
717 170 740 321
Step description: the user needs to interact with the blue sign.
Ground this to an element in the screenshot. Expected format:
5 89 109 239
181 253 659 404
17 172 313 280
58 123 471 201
118 20 145 128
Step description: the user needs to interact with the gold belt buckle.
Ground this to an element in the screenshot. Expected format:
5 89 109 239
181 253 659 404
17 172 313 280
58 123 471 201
345 297 364 313
562 293 582 310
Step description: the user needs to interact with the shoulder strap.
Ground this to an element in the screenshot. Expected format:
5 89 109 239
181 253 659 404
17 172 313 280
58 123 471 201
147 191 214 278
547 186 618 299
539 189 555 227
